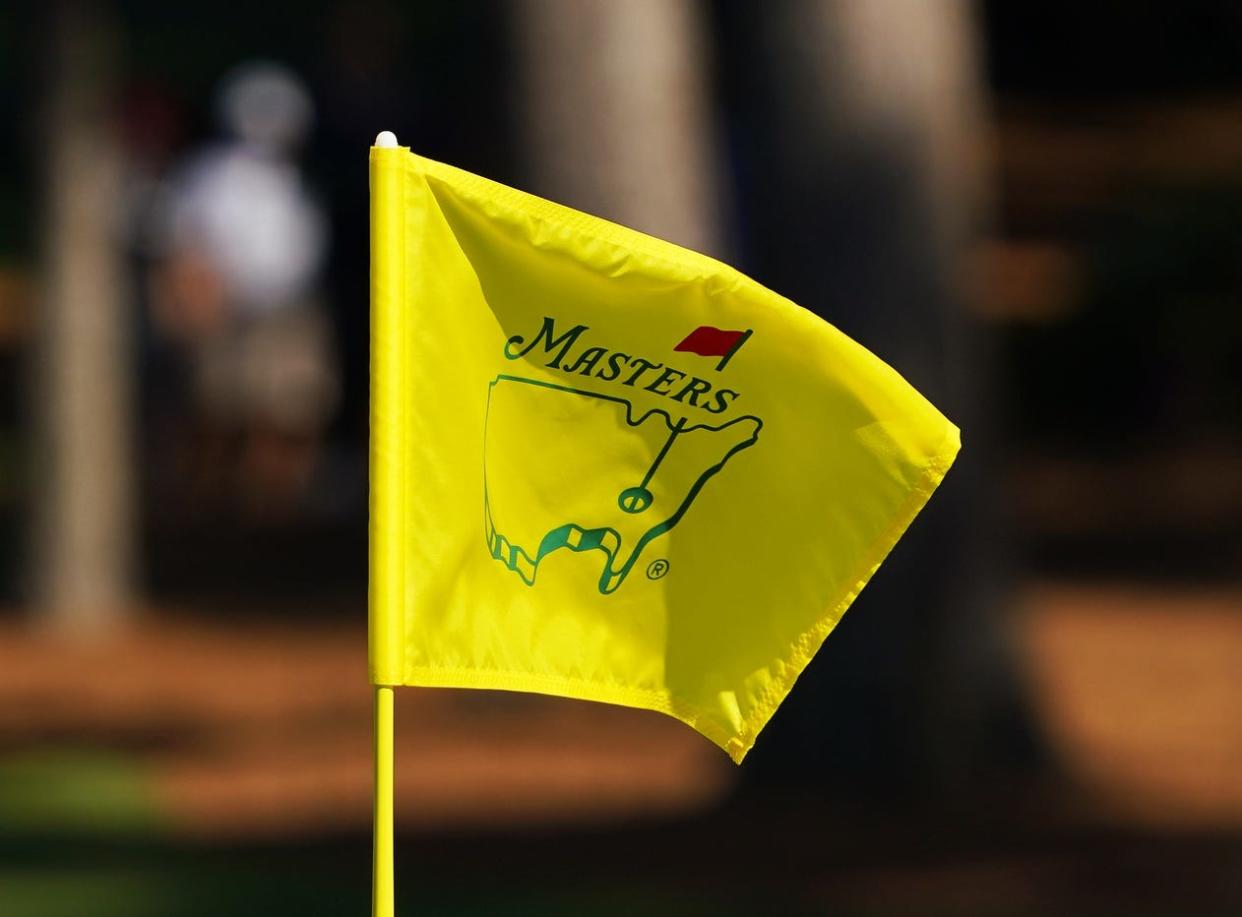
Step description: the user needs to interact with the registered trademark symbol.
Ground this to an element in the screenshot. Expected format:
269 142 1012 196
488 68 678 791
646 559 669 580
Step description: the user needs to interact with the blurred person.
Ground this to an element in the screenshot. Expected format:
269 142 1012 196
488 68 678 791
147 61 336 517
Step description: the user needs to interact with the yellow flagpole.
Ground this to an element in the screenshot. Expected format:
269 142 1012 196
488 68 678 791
370 129 403 917
372 685 395 917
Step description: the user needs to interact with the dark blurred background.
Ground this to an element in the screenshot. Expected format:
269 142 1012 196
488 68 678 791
0 2 1239 915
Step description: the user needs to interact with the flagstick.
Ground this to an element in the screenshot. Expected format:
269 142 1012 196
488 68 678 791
373 685 395 917
370 128 401 917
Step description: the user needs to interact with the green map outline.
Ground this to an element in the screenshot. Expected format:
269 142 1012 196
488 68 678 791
483 374 763 594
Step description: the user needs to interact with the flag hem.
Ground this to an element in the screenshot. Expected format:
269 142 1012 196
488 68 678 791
404 151 782 306
399 665 741 755
369 145 411 686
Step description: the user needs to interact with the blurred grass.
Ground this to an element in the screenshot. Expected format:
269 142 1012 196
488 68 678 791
0 842 779 917
1 842 1232 917
0 750 161 838
0 753 763 917
0 869 183 917
0 815 1236 916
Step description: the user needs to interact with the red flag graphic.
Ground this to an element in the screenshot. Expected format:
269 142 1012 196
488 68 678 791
675 326 747 357
674 326 752 370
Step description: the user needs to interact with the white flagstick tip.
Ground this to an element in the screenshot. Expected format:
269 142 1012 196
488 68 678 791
374 130 398 148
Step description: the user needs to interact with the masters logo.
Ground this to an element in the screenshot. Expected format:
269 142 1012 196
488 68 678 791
484 317 762 594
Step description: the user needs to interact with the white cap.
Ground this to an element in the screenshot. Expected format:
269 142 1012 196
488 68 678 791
374 130 398 148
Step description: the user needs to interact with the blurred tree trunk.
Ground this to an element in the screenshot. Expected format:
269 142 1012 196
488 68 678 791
32 2 135 635
509 0 1038 791
509 0 724 256
732 0 1038 791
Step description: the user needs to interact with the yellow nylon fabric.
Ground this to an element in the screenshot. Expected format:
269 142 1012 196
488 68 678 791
369 146 960 763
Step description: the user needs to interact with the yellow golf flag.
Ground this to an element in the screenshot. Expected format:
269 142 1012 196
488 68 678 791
369 145 960 763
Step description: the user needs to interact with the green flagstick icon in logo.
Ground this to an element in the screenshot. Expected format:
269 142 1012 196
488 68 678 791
612 325 752 526
618 416 687 514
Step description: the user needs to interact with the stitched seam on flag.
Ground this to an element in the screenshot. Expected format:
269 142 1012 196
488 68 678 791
370 146 410 686
403 152 803 318
724 430 963 763
398 167 412 681
399 666 740 752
